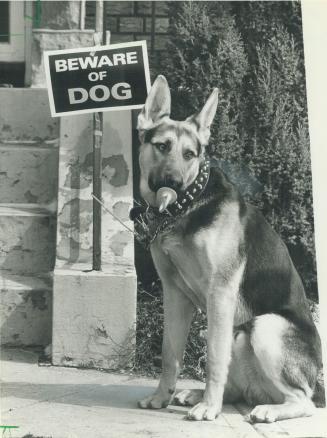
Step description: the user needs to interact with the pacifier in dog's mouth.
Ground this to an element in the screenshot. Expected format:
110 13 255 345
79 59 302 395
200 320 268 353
156 187 177 213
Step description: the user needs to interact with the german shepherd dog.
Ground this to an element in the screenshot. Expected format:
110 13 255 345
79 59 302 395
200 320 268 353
136 75 322 422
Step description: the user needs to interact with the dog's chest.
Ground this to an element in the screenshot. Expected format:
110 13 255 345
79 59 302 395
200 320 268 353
158 233 208 308
159 228 236 290
154 202 244 307
159 232 252 323
160 231 203 271
160 233 203 285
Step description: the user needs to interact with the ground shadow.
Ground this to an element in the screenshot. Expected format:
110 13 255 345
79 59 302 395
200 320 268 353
2 381 189 415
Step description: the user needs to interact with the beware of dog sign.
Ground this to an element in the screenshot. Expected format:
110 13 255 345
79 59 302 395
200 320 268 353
44 41 151 117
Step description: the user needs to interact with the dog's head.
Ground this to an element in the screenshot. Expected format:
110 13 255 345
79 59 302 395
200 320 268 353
137 75 218 206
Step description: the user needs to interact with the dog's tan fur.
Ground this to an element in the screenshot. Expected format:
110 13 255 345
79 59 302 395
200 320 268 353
137 76 321 422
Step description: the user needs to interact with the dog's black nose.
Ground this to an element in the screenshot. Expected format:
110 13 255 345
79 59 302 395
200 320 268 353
148 175 183 192
164 175 183 191
149 173 183 192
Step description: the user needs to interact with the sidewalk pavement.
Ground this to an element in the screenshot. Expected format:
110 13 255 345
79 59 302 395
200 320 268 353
1 348 327 438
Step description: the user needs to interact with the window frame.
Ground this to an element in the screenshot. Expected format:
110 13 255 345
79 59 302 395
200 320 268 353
0 1 25 62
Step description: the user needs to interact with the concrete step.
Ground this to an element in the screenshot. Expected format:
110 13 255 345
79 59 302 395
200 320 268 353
0 88 57 348
0 88 59 142
0 204 56 275
0 141 59 204
0 273 52 346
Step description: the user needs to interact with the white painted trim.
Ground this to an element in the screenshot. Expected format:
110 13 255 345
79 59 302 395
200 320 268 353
80 0 86 30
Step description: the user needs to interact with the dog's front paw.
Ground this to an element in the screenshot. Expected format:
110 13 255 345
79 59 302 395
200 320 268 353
187 402 220 421
138 392 171 410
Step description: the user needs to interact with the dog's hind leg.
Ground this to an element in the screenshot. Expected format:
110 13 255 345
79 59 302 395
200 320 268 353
138 279 194 409
230 314 319 423
248 396 315 423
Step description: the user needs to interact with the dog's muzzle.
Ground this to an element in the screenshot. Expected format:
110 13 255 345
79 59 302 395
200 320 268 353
148 173 183 193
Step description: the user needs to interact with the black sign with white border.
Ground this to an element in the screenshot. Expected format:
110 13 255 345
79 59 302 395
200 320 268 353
44 41 151 117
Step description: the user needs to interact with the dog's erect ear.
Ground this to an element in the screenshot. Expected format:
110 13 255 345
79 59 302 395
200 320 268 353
187 88 218 145
137 75 171 141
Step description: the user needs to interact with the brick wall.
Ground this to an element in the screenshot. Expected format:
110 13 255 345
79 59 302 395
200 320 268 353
85 1 169 53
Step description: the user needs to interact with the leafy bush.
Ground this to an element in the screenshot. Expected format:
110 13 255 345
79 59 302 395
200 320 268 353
243 27 316 296
161 1 248 162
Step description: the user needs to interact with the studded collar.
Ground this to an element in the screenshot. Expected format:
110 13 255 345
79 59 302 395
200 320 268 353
131 157 211 247
163 157 211 216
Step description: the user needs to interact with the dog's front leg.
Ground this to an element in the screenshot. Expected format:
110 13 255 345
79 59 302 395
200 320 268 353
138 282 194 409
188 280 239 421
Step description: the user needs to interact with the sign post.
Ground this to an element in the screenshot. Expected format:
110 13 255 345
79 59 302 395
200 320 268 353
92 109 102 270
44 11 150 271
92 0 105 271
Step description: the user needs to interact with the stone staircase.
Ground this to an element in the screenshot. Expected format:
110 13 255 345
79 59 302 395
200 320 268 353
0 88 59 346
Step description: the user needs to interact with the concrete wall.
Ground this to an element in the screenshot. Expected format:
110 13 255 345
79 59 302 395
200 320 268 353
52 270 136 369
52 110 137 370
30 0 93 87
31 29 94 87
55 112 135 270
34 1 82 30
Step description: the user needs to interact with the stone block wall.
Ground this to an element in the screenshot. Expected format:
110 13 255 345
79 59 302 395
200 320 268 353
85 1 169 53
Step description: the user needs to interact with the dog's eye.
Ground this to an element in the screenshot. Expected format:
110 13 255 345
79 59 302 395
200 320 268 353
155 143 168 153
183 150 196 160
